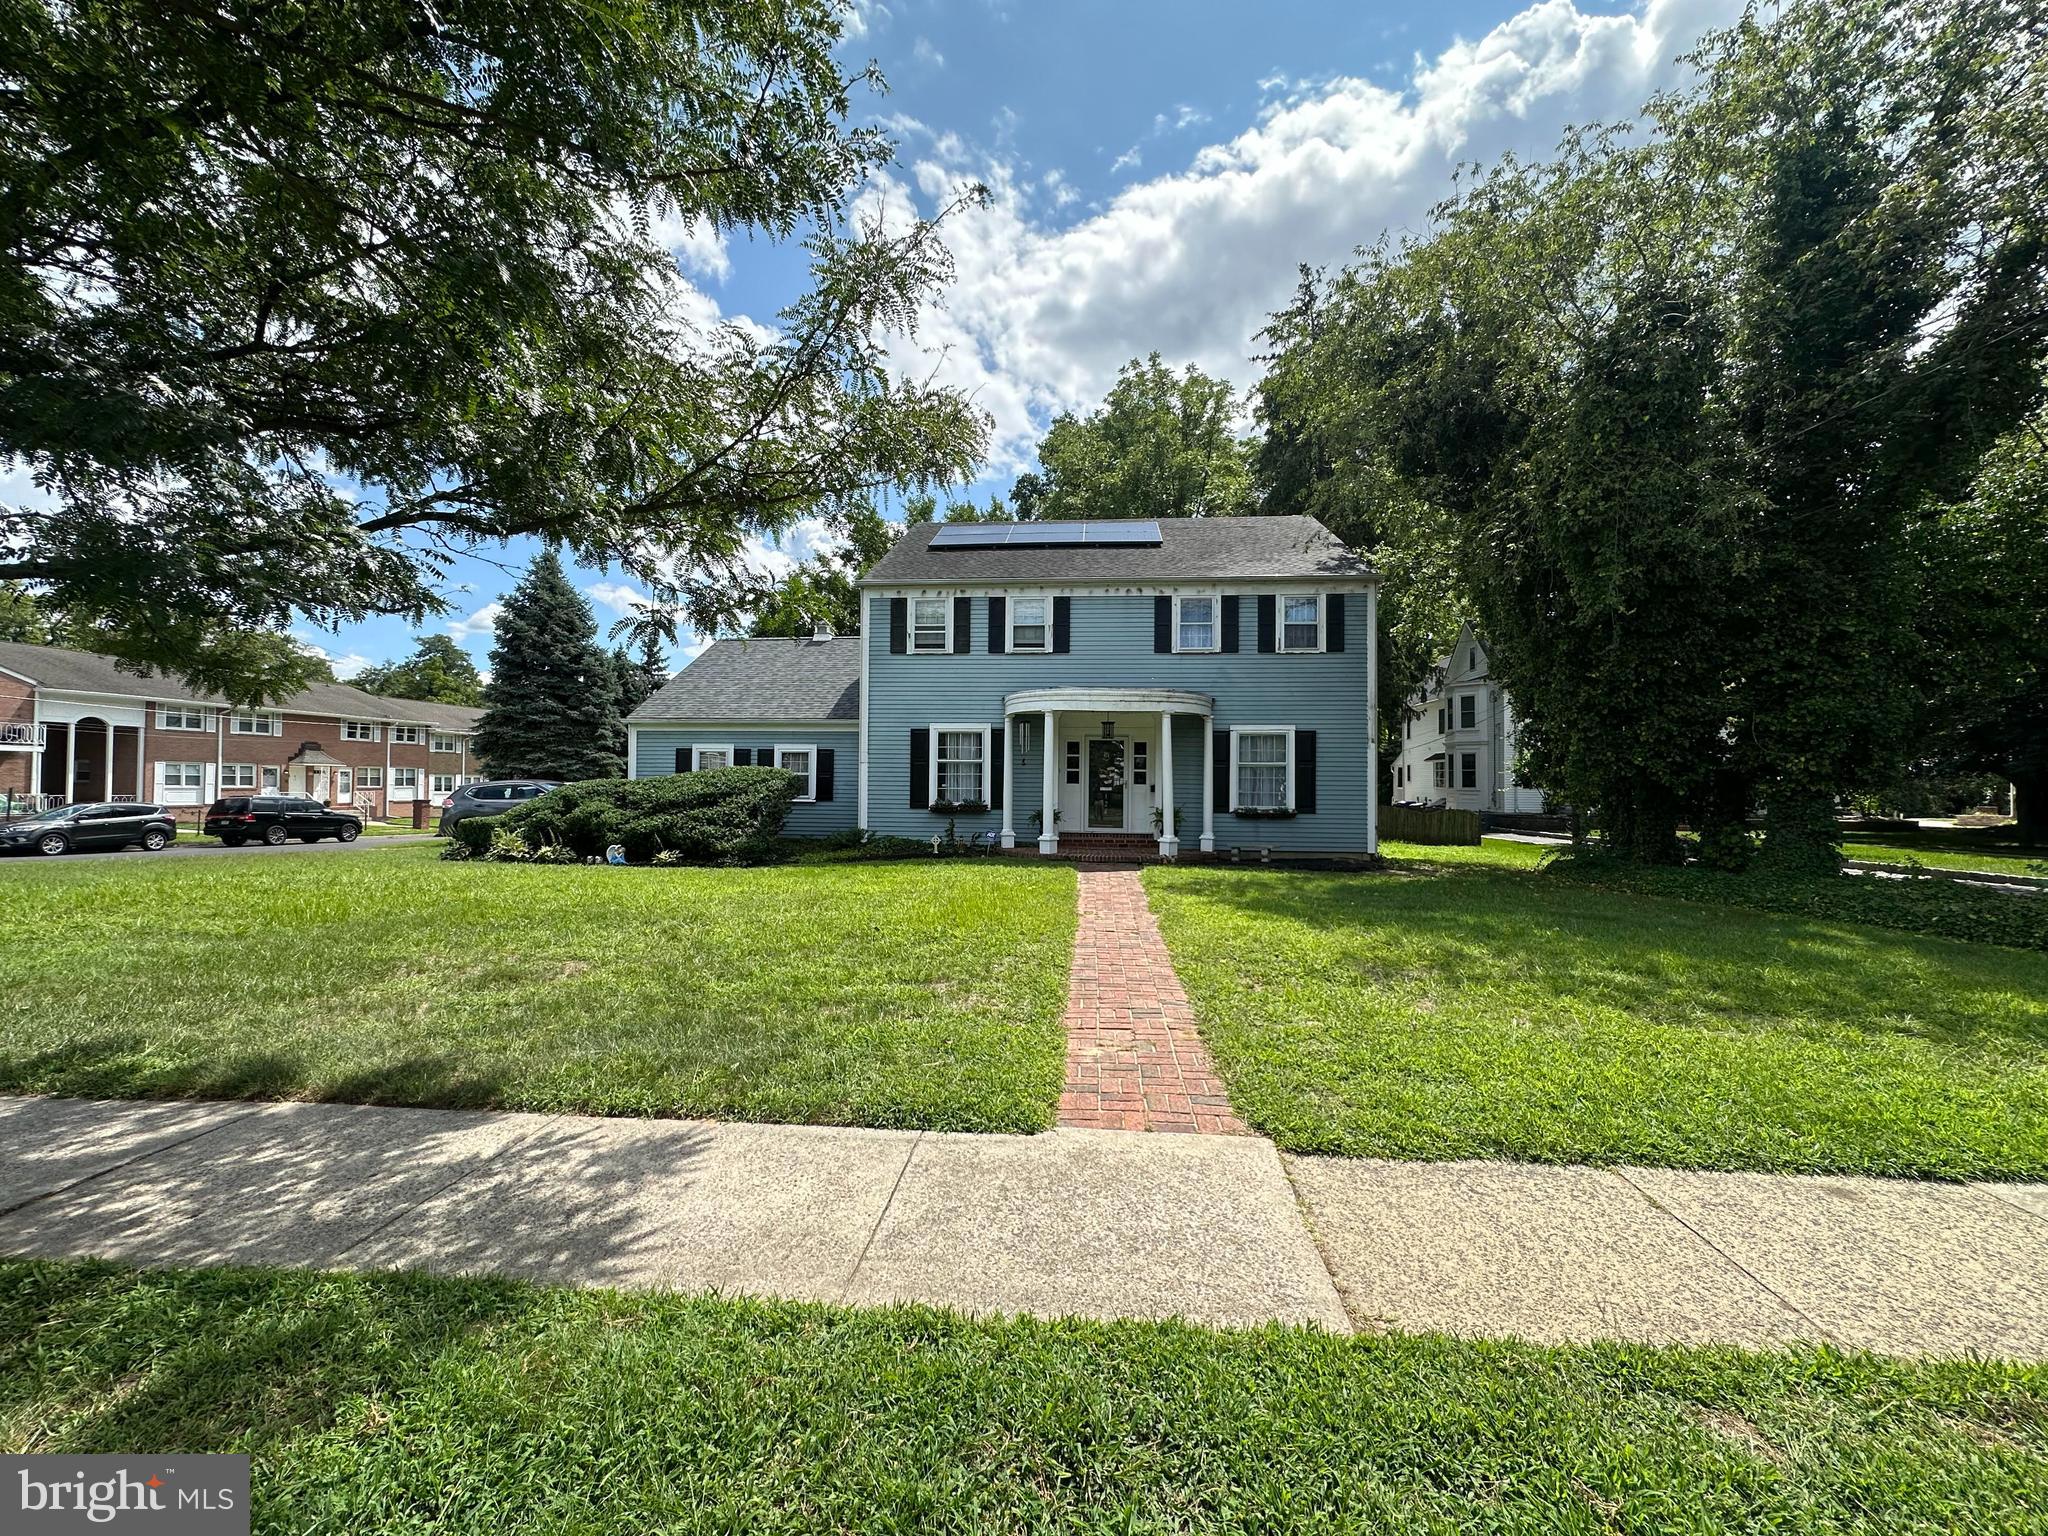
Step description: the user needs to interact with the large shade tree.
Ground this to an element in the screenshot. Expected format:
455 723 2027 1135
0 0 988 701
474 553 622 781
353 635 486 708
1255 0 2048 867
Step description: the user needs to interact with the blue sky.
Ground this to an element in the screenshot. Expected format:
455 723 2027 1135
293 0 1743 680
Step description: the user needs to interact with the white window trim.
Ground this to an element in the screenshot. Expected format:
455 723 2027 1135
775 743 817 802
429 734 460 754
1227 726 1296 813
342 720 380 742
158 761 206 788
929 722 992 806
1277 593 1325 654
692 743 734 771
358 766 383 788
910 596 953 654
390 767 420 794
230 711 281 736
1172 592 1221 654
389 725 422 744
155 705 210 731
430 773 458 795
1006 596 1051 653
221 763 257 789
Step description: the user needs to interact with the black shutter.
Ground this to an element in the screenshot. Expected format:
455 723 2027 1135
909 729 930 808
1295 730 1317 813
988 596 1006 654
1256 595 1277 653
889 598 908 654
1153 595 1172 653
1327 594 1345 653
674 748 692 774
815 748 835 802
733 747 752 766
990 727 1004 811
1052 596 1072 653
1213 729 1232 812
1221 595 1240 653
952 595 972 654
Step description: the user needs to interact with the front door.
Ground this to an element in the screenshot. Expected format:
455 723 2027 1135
1086 738 1127 830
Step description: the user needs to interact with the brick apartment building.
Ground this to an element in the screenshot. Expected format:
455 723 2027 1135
0 641 484 819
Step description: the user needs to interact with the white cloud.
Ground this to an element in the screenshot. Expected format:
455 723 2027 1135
586 581 653 615
1108 144 1142 175
295 637 371 679
445 601 503 641
912 35 944 68
864 0 1744 471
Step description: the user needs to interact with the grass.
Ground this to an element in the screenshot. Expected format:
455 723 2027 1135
3 1260 2043 1534
0 846 1074 1132
1146 844 2048 1177
1839 826 2048 877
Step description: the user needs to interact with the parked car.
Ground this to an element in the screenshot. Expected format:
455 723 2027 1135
436 779 561 837
204 794 362 846
0 801 177 856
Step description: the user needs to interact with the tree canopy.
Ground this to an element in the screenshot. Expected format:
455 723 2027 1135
0 0 989 700
474 553 623 781
750 503 898 637
353 635 486 708
1255 0 2048 865
1011 354 1254 521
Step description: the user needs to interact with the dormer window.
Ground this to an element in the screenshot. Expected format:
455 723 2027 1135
911 597 950 653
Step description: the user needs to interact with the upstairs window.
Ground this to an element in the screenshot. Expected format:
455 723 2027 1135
1175 595 1217 652
342 721 378 742
1459 694 1477 730
230 711 280 735
911 597 950 653
430 734 461 754
1280 595 1322 652
390 725 422 744
156 705 209 731
1009 597 1049 652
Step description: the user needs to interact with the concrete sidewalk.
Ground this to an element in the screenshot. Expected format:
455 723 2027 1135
2 1094 2043 1358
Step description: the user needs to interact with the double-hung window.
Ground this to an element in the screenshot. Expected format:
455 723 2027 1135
775 746 816 801
160 762 204 790
156 705 208 731
358 767 384 789
933 726 986 805
430 734 460 754
221 764 256 789
1458 694 1478 730
1175 594 1218 652
430 773 457 795
390 725 422 745
342 721 378 742
1279 594 1322 652
1460 753 1478 789
230 711 280 735
911 597 950 653
1009 596 1049 652
1432 758 1448 790
390 767 420 793
693 745 732 771
1233 729 1292 811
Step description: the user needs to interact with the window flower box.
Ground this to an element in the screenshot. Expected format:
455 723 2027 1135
1231 806 1297 819
929 799 989 816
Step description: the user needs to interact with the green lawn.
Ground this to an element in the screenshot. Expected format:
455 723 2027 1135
1146 849 2048 1177
0 847 1074 1132
1839 827 2048 877
3 1260 2041 1534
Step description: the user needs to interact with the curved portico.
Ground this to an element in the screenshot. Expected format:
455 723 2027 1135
1001 686 1215 857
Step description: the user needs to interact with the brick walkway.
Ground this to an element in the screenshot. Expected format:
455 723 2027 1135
1057 868 1248 1134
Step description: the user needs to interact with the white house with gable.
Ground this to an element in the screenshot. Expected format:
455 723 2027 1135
1391 622 1544 814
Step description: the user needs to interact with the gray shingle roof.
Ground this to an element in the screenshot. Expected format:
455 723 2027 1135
862 514 1375 585
628 636 861 723
0 641 482 729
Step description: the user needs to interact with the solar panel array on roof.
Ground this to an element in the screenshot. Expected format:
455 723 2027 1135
927 519 1163 549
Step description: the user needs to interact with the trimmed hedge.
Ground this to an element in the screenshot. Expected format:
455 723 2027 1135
1544 852 2048 953
451 768 800 865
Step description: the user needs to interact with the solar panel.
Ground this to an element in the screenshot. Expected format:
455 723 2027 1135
926 518 1164 550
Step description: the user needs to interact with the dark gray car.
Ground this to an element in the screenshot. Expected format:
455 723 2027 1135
437 779 560 837
0 801 177 856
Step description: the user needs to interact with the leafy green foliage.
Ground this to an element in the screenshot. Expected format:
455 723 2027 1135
352 635 485 707
6 1260 2047 1531
0 0 989 698
749 502 898 637
1254 0 2048 864
1012 353 1254 520
468 767 800 864
474 554 623 781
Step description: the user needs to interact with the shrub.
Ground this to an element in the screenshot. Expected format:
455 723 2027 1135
1544 852 2048 953
467 768 800 865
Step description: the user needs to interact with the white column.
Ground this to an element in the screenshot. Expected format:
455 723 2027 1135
626 725 639 780
999 713 1016 848
1366 584 1380 856
64 721 76 804
1200 713 1216 852
135 718 146 799
1157 710 1178 857
1038 709 1058 854
101 722 114 800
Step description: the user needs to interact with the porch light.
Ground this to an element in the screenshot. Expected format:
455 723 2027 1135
1100 718 1115 740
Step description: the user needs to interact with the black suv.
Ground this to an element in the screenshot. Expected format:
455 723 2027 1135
0 802 177 856
436 779 559 837
204 794 363 846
